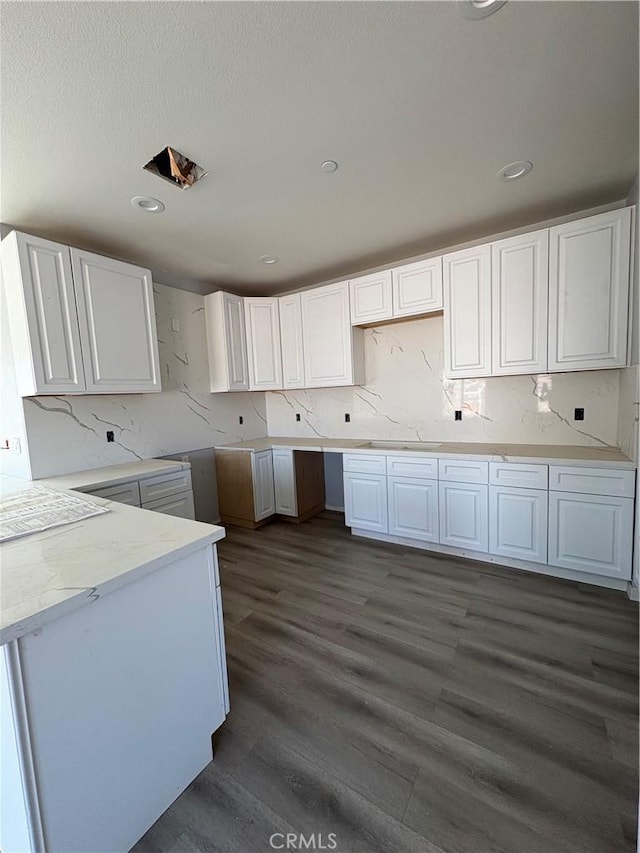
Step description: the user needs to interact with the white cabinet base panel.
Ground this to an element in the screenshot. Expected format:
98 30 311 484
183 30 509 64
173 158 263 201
350 528 629 591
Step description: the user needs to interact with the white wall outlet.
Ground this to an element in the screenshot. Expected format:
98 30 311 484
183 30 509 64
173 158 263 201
171 318 181 332
10 437 21 454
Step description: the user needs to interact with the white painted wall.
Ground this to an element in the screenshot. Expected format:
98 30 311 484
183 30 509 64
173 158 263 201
266 315 621 447
18 283 268 479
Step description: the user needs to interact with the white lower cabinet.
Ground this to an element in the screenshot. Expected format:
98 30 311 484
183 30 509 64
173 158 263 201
388 476 438 542
548 491 633 579
273 448 297 516
344 472 388 533
438 481 488 552
489 486 548 564
252 450 276 521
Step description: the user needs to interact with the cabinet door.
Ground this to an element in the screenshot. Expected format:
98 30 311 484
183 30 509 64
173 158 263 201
549 207 631 372
388 476 438 542
392 257 443 317
343 472 388 533
252 450 275 521
548 491 633 579
301 282 356 387
71 250 160 393
438 481 488 552
2 232 85 395
443 245 492 378
222 293 250 391
244 297 283 390
491 230 548 375
349 271 393 325
279 293 305 388
273 449 297 516
489 486 548 564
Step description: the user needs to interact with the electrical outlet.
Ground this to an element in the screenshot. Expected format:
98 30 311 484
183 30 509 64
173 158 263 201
238 416 243 425
9 437 21 454
574 407 585 421
171 318 180 332
296 413 301 422
106 431 115 442
345 413 351 423
454 410 462 421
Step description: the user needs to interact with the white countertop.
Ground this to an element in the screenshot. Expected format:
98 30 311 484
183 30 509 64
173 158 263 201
36 458 190 492
214 437 635 468
0 473 225 645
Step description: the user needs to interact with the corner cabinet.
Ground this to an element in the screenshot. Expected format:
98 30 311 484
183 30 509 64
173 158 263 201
443 245 492 378
244 297 283 391
300 282 365 387
548 207 632 372
204 291 249 392
1 232 161 396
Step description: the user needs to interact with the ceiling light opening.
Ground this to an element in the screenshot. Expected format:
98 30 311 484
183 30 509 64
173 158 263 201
143 146 208 190
260 255 279 265
459 0 506 19
321 160 339 173
498 160 533 181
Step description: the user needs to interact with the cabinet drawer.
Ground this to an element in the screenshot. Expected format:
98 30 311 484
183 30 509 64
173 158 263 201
143 491 196 520
85 480 141 506
489 462 548 490
438 459 488 484
549 466 635 498
139 468 192 503
343 454 387 475
386 455 438 480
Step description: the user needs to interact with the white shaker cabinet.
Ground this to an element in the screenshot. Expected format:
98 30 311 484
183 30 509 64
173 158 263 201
205 291 250 392
70 249 160 393
244 297 283 390
443 244 492 378
548 207 632 372
392 257 443 317
1 232 161 396
301 282 365 387
388 476 439 542
252 450 276 521
438 480 488 552
343 472 388 533
272 448 297 516
489 486 548 564
491 230 549 375
349 271 393 325
279 293 306 389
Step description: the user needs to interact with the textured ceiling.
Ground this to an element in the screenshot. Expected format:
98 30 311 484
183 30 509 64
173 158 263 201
1 1 638 295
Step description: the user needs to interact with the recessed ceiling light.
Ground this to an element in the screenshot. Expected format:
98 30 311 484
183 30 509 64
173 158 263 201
131 195 165 213
498 160 533 181
321 160 339 173
260 255 279 265
459 0 506 19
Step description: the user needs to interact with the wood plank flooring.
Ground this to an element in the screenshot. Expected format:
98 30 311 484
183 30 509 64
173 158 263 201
134 513 639 853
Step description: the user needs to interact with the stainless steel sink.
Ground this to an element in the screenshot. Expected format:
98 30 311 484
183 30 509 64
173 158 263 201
358 441 441 451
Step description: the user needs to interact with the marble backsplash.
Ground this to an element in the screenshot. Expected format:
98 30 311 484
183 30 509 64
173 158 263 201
265 315 622 449
22 283 268 479
617 365 639 462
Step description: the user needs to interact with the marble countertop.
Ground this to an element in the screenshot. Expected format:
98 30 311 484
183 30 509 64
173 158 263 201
214 437 635 468
0 474 225 645
36 459 190 492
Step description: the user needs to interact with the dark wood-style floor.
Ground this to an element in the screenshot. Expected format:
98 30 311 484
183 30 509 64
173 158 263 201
134 513 639 853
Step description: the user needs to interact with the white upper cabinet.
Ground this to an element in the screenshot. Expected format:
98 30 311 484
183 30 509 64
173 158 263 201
349 271 393 325
301 282 365 387
205 291 249 392
548 207 632 372
244 297 283 390
71 249 160 393
443 244 492 378
491 230 549 375
2 232 85 396
1 232 161 396
392 257 443 317
279 293 306 389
